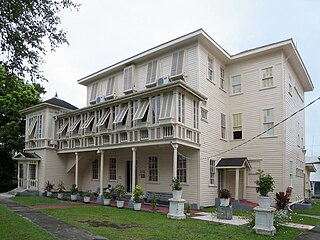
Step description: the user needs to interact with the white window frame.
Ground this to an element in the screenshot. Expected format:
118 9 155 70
106 76 115 98
171 50 184 76
231 75 241 95
159 92 173 119
221 113 226 139
207 55 214 81
123 65 135 93
90 82 98 102
28 117 38 136
201 108 208 121
113 104 129 124
210 159 215 185
148 156 158 182
232 113 242 139
109 158 117 180
92 159 99 180
133 99 149 121
263 108 274 136
177 154 187 183
261 67 273 88
220 67 225 90
146 60 158 86
193 101 199 128
178 92 185 123
151 95 161 124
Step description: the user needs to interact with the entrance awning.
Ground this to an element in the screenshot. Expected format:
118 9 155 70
13 152 41 161
216 157 251 169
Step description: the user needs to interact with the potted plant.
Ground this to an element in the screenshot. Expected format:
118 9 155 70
185 201 191 216
83 190 91 203
133 185 144 211
103 192 112 206
114 183 126 208
218 188 231 206
171 177 182 199
70 184 78 201
56 180 65 199
45 181 54 197
254 169 275 207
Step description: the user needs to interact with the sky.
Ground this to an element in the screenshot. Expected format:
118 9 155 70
40 0 320 156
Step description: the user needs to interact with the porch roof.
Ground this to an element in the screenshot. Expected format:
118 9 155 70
13 152 41 161
216 157 251 169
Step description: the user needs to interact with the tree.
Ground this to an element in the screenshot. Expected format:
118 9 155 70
0 0 79 81
0 66 43 153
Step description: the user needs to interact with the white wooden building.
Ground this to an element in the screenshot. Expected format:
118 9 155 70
14 29 314 208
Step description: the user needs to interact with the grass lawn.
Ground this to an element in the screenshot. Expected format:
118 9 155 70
40 206 302 240
0 205 55 240
293 198 320 216
13 195 79 206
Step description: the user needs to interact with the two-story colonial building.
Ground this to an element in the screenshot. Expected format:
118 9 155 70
14 29 313 208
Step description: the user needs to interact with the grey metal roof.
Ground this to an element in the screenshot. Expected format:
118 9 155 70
44 97 78 110
13 152 41 160
216 157 250 168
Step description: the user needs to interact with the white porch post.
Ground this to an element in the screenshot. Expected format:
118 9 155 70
17 163 20 188
243 168 247 199
26 163 29 189
235 168 240 201
172 144 178 178
99 150 104 196
75 152 79 187
132 147 136 194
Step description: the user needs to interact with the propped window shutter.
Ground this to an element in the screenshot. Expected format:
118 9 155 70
146 60 158 85
160 92 173 119
133 99 150 120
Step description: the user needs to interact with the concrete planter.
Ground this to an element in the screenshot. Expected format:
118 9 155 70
258 196 272 208
71 194 78 201
173 190 182 200
57 193 64 199
220 198 230 207
116 200 124 208
103 198 111 206
133 202 142 211
46 191 52 197
83 196 91 203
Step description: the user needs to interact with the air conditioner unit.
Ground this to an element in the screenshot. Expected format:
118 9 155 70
96 96 105 104
157 76 171 86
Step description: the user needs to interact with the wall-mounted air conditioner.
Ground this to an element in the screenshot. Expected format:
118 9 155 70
156 76 171 86
96 96 105 104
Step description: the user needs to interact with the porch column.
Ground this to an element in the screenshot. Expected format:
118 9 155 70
36 162 39 190
132 147 137 194
235 168 240 201
172 144 178 178
17 163 20 188
99 150 104 196
75 152 79 187
26 163 29 189
243 168 247 199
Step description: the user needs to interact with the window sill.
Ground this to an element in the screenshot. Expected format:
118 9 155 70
230 138 245 142
208 184 217 187
220 138 227 142
91 179 99 181
219 87 227 93
207 78 215 85
109 179 117 182
147 181 160 185
201 118 208 123
259 135 278 139
230 92 243 97
259 86 276 91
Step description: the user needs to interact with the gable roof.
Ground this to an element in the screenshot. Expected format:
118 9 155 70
216 157 251 169
13 152 41 161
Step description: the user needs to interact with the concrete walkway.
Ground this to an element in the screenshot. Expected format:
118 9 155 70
0 197 106 240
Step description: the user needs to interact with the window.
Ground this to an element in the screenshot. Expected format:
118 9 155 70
177 154 187 183
131 100 138 127
113 104 128 124
263 109 274 136
96 109 110 127
123 65 134 93
220 67 225 90
109 158 116 180
261 67 273 88
296 159 304 177
171 50 184 76
221 113 226 139
80 113 95 129
207 56 214 81
288 74 293 95
201 108 208 121
92 159 99 180
148 156 158 182
68 117 81 132
210 160 215 185
146 60 158 86
160 92 173 119
133 98 149 121
232 113 242 139
106 76 115 98
193 101 199 128
151 95 161 124
178 92 185 123
231 75 241 94
56 119 69 134
90 82 98 102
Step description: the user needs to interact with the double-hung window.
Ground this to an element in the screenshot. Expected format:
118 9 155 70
210 159 215 185
263 108 274 136
146 60 158 86
232 113 242 139
231 75 241 94
178 92 185 123
220 67 225 90
148 156 158 182
221 113 226 139
109 158 117 180
171 50 184 76
92 159 99 180
201 108 208 121
261 67 273 88
207 56 214 81
177 154 187 183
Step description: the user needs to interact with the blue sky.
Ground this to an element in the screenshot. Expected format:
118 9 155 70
41 0 320 155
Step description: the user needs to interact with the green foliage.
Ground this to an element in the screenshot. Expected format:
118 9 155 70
218 188 231 198
44 181 54 192
103 192 111 199
185 201 191 214
83 190 91 197
0 151 15 185
254 169 275 196
275 192 290 210
170 177 182 191
151 192 156 210
133 185 144 203
70 184 78 194
56 180 65 193
274 211 291 229
0 1 79 81
114 184 126 200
